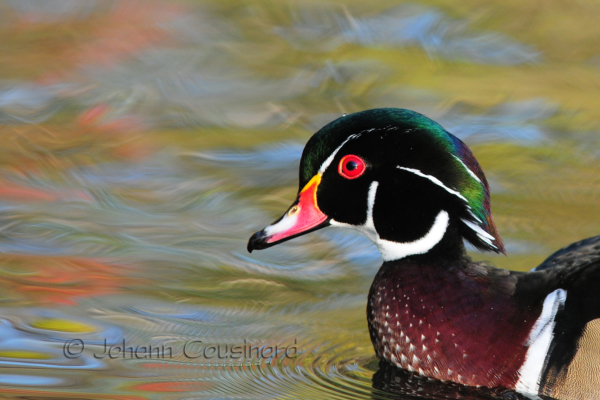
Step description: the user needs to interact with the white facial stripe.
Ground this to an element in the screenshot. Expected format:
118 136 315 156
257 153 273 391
318 134 360 174
515 289 567 397
362 181 379 242
451 155 482 184
263 213 298 237
331 181 380 242
366 181 378 225
397 167 467 203
398 166 495 247
332 183 450 261
377 210 449 261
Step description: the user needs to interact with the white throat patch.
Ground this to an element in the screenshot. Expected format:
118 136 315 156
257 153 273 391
330 181 450 261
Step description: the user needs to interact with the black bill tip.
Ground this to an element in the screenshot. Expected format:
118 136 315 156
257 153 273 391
247 230 269 253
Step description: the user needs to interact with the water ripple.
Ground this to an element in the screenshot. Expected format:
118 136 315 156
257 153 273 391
275 4 540 65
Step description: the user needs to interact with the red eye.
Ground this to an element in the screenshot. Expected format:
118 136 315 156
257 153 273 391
338 155 366 179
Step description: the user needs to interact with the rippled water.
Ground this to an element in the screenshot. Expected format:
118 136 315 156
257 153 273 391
0 1 600 399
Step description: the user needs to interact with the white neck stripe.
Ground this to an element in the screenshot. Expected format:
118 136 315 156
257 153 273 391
397 166 467 203
331 190 450 262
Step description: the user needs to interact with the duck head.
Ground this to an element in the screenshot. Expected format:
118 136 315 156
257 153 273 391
248 108 504 262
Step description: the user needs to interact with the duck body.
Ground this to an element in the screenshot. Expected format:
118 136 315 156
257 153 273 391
247 108 600 399
369 249 600 398
369 257 533 389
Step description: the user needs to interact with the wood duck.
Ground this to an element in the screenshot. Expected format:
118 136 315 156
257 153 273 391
247 108 600 400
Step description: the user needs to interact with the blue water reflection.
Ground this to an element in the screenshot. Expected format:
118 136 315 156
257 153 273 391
275 4 540 65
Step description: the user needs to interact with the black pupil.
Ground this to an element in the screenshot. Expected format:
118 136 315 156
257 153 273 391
346 161 358 171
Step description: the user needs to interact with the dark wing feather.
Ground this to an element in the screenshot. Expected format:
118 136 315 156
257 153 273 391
531 235 600 271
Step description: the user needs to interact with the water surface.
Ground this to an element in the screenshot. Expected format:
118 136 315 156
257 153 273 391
0 1 599 399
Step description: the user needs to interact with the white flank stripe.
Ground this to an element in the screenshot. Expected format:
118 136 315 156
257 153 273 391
398 167 467 203
515 289 567 397
452 155 482 183
332 180 449 262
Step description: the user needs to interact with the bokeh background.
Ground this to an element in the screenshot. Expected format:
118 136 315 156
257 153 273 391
0 0 599 398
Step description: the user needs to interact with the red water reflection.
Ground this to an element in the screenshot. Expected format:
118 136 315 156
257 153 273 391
0 255 140 305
